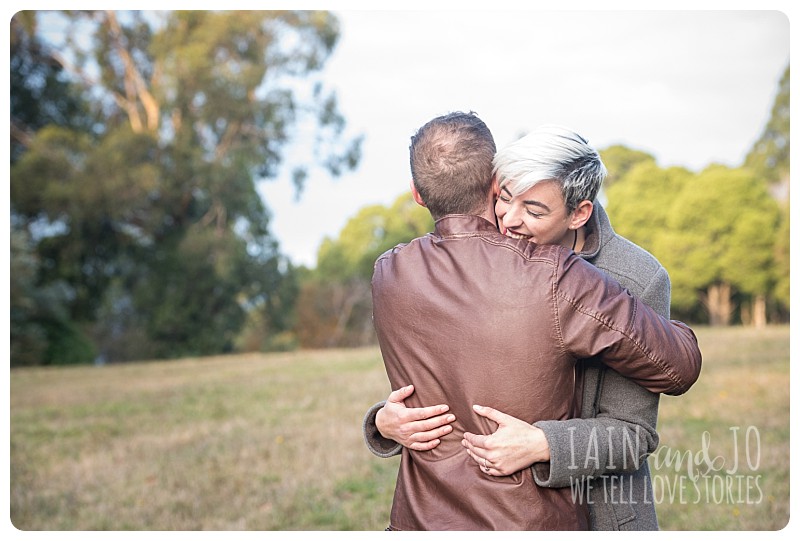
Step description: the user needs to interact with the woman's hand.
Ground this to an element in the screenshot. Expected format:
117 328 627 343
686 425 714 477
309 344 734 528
375 385 456 451
462 404 551 476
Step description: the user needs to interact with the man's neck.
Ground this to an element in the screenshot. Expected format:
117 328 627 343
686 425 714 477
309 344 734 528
478 208 497 224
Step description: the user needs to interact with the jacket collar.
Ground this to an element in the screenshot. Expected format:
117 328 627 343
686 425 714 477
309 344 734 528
433 214 500 238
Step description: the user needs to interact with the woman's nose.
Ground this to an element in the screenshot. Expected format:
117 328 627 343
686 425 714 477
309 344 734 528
503 204 521 226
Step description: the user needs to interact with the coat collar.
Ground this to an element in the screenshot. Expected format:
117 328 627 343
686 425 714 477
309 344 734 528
578 202 615 261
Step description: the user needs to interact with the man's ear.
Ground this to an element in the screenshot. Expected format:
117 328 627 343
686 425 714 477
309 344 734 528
569 200 594 230
410 180 426 207
491 175 500 198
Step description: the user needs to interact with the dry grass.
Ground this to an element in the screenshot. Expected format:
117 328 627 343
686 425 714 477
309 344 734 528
8 325 790 530
651 325 790 530
10 349 395 530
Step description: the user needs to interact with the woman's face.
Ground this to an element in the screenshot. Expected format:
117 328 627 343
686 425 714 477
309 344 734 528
494 179 574 248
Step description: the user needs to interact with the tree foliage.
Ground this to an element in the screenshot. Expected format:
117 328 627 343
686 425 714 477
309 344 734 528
605 162 692 253
605 158 784 326
10 13 89 163
317 192 434 282
599 145 657 188
744 65 789 189
743 63 790 318
653 166 780 322
10 10 361 364
770 201 790 313
10 228 95 366
606 157 784 325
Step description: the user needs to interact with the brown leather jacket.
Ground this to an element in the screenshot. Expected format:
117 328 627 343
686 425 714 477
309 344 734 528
371 215 701 530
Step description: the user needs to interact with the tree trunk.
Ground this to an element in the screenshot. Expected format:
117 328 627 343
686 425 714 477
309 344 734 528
740 302 751 326
705 283 733 326
327 280 370 347
752 294 767 328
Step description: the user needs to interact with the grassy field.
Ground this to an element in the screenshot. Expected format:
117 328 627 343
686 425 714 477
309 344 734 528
8 325 791 531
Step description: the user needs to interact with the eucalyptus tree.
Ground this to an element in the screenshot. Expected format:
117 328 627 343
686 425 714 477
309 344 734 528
10 10 361 363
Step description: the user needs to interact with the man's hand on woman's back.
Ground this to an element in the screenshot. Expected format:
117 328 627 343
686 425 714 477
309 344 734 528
375 385 455 451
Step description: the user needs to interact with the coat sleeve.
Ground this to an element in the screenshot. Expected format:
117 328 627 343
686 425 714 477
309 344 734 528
532 367 660 485
362 401 402 458
554 254 700 396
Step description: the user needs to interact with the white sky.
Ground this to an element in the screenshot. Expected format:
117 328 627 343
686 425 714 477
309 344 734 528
258 5 790 267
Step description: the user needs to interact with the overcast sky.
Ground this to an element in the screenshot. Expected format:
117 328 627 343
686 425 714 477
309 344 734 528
258 6 790 267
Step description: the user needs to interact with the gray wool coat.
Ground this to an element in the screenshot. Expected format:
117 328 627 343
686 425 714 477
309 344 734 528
362 203 669 530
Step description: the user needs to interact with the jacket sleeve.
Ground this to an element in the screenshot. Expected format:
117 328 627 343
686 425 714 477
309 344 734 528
532 265 669 486
554 253 701 396
362 401 402 458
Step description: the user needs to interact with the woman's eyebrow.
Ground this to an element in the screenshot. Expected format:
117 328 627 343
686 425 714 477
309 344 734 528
502 185 551 211
522 199 551 212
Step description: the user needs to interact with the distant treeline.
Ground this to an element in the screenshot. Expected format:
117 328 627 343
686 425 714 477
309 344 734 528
9 11 788 366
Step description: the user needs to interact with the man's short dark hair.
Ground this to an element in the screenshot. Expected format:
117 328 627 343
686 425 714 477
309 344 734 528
409 112 496 220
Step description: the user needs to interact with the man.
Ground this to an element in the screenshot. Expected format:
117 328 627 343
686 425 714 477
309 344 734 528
366 125 671 529
370 111 700 530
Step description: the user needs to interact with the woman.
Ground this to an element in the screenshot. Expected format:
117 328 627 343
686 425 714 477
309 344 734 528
363 125 670 530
